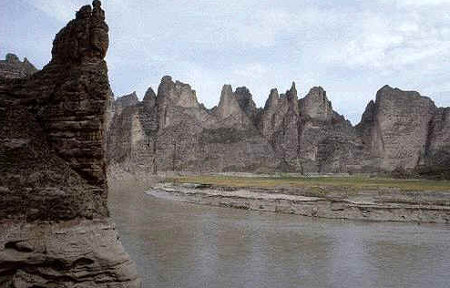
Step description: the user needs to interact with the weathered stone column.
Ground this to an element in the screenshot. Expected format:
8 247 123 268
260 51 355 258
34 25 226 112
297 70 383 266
0 1 141 286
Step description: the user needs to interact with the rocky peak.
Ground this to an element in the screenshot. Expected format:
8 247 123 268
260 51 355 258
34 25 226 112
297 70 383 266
157 75 173 103
0 53 38 79
50 0 108 65
215 84 243 119
264 88 279 110
299 86 333 121
5 53 20 63
221 84 233 97
285 82 299 113
235 86 258 120
376 85 426 103
157 75 199 108
358 85 438 170
374 85 436 119
115 91 139 108
175 81 198 108
378 85 399 95
358 100 376 126
23 58 36 71
286 82 297 100
142 86 157 108
235 87 253 106
161 75 173 83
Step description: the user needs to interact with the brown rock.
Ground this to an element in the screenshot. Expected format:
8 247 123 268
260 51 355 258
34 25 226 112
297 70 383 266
0 1 140 286
0 219 140 287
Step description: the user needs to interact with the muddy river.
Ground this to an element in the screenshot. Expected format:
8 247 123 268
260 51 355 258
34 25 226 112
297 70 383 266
109 185 450 287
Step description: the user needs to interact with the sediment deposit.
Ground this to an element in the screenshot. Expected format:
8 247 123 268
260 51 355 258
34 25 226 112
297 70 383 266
149 181 450 223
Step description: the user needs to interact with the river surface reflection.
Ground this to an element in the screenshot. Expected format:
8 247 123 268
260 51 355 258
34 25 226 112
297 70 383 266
109 185 450 288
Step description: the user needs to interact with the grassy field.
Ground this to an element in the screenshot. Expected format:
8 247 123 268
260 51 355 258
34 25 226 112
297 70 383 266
166 175 450 192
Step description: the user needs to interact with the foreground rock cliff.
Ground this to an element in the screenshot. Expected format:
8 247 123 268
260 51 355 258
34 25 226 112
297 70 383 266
0 1 140 286
107 77 450 177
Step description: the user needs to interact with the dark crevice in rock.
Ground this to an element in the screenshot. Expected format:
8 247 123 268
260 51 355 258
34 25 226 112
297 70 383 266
4 241 33 252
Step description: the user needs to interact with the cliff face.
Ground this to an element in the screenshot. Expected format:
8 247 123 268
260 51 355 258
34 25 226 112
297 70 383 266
259 83 300 166
356 86 442 171
107 78 450 175
425 108 450 176
0 1 110 220
299 87 333 121
0 1 140 286
234 86 259 125
107 78 277 173
297 87 360 173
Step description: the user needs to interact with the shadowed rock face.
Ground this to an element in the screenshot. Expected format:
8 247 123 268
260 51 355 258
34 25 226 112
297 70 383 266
424 108 450 176
0 1 140 286
107 79 450 175
0 0 110 220
234 86 259 125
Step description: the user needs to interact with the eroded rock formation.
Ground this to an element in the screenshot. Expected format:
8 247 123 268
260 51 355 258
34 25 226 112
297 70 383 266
357 86 450 176
107 77 278 173
107 78 450 176
0 1 140 286
423 107 450 177
0 53 37 79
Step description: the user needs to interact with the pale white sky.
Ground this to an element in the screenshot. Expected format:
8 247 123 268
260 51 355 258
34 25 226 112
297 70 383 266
1 0 449 123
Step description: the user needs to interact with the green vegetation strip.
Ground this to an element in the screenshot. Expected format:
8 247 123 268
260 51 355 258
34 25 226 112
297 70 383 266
166 175 450 192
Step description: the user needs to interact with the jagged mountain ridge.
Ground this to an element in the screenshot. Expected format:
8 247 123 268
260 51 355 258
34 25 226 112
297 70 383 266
107 76 277 172
3 58 447 175
0 53 37 79
106 75 450 174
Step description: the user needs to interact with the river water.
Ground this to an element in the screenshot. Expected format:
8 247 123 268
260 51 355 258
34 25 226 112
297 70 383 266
109 185 450 288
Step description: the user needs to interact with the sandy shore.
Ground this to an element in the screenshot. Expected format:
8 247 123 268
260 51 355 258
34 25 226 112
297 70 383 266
147 182 450 223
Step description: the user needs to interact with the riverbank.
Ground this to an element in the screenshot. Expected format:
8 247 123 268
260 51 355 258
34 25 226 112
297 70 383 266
107 171 450 287
147 175 450 223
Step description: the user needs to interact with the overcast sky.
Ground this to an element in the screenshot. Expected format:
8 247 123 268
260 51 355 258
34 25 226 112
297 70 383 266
1 0 449 124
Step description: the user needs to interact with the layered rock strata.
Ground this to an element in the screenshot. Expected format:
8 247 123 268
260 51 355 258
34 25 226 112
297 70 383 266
107 77 277 173
150 183 450 223
0 1 140 286
108 79 450 176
